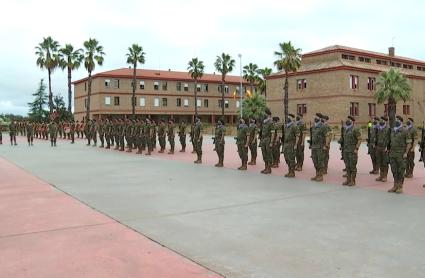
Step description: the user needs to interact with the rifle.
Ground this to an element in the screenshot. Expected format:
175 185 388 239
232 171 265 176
419 122 425 163
367 125 371 154
308 121 312 149
339 120 344 160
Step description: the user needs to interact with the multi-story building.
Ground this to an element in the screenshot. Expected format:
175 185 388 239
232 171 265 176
73 68 250 123
267 45 425 125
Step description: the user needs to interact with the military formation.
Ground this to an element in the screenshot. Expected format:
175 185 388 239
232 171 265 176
3 111 424 194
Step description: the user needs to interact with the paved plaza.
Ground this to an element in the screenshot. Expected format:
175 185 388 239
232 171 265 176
1 135 425 277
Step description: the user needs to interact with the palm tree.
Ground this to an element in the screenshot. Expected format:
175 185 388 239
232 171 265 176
375 68 411 127
214 53 235 118
83 38 105 120
241 92 267 120
59 44 83 113
35 36 60 114
273 41 302 123
126 44 146 120
257 67 272 98
188 58 205 117
243 63 259 95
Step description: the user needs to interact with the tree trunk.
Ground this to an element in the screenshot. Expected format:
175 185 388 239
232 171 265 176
284 72 289 124
132 64 137 120
67 67 72 113
48 68 53 114
250 83 253 96
221 78 225 120
194 78 198 117
388 97 396 128
86 71 92 121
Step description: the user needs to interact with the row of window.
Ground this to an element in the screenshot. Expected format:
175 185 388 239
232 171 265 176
342 53 425 71
296 76 376 92
296 103 411 117
88 96 240 109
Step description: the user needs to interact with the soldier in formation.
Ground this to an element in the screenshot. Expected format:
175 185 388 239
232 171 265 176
282 114 299 177
214 119 225 167
178 120 187 152
236 118 248 170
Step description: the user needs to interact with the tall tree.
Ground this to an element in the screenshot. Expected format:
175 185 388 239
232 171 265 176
214 53 235 118
83 38 105 121
126 44 146 120
273 41 302 123
240 92 267 120
375 68 411 127
35 36 60 114
59 44 83 113
188 58 205 118
243 63 259 94
28 79 48 121
257 67 272 98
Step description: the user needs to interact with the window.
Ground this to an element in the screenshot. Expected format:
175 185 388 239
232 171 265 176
368 103 376 116
204 99 209 108
176 98 182 107
105 96 111 105
218 85 229 93
114 96 120 106
417 66 425 71
297 79 307 90
203 84 209 92
391 62 401 67
177 82 182 91
84 98 87 108
154 81 159 90
367 77 376 91
236 100 240 108
358 57 371 63
162 98 168 107
225 100 229 108
342 54 355 60
111 79 119 89
377 60 388 65
196 84 201 92
197 99 201 107
162 82 168 91
349 75 359 90
350 102 359 116
184 83 189 92
183 98 189 107
403 105 411 115
384 104 388 116
139 81 145 90
139 97 145 107
105 79 111 88
297 104 307 115
218 100 223 108
403 64 413 70
154 97 159 107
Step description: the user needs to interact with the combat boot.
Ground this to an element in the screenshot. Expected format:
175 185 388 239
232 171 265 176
342 174 351 186
239 162 247 170
287 168 296 178
295 164 302 171
311 170 318 181
264 165 272 174
349 173 356 186
323 166 328 175
168 149 174 154
381 169 388 182
315 169 323 182
405 172 413 178
271 162 278 168
248 158 255 165
375 172 383 181
261 164 267 174
388 181 398 193
395 183 403 194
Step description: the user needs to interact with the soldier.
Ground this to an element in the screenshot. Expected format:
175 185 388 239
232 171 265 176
0 124 3 144
152 120 158 150
247 118 258 165
134 119 143 154
178 120 187 152
295 113 306 171
236 118 249 170
48 120 58 147
368 117 380 175
375 116 390 182
91 119 98 147
260 109 273 174
167 119 175 154
157 119 166 153
310 113 327 182
119 119 126 152
283 114 300 177
190 122 196 153
342 116 362 186
388 116 412 194
141 119 148 152
70 120 75 144
271 117 282 168
193 117 203 164
404 117 417 178
214 119 226 167
58 121 63 139
9 120 17 146
145 118 153 155
26 121 34 146
85 119 92 146
98 118 105 148
322 115 332 174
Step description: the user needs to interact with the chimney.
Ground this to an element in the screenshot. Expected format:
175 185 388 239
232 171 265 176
388 47 395 57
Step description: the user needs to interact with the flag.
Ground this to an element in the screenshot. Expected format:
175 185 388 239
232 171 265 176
232 91 237 99
246 90 252 98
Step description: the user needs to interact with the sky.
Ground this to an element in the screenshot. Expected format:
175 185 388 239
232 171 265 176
1 0 424 115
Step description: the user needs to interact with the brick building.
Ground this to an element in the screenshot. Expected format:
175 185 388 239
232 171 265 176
73 68 250 123
266 45 425 126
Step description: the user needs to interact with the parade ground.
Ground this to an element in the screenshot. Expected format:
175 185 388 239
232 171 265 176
1 136 425 278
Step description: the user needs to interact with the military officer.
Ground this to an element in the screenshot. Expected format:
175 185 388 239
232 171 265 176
134 119 143 154
98 119 105 148
260 109 273 174
375 116 390 182
9 120 17 146
247 118 258 165
48 120 58 147
310 113 327 182
368 117 380 175
190 122 196 153
404 117 417 178
85 119 92 146
26 121 34 146
321 115 332 174
236 118 249 170
342 116 362 186
119 119 126 152
167 119 175 154
91 119 98 146
214 119 226 167
193 117 203 164
388 116 412 193
144 118 152 155
125 119 134 152
157 119 166 153
178 120 187 152
295 113 306 171
271 117 282 168
283 114 300 177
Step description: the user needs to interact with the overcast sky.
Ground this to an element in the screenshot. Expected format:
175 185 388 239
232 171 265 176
1 0 424 115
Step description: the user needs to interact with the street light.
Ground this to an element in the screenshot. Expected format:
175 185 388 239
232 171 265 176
238 53 242 118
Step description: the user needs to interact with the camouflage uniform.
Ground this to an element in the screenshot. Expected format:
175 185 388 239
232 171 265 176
214 121 226 167
283 117 299 177
342 119 361 186
247 120 258 165
178 122 187 152
375 119 390 182
26 122 34 146
48 121 58 147
193 118 203 163
158 121 166 153
260 116 273 174
405 120 417 178
167 121 175 154
9 122 17 145
271 118 282 168
98 119 105 147
310 118 327 181
295 116 306 171
368 120 379 174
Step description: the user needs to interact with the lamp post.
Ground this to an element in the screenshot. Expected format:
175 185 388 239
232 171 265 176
238 53 242 118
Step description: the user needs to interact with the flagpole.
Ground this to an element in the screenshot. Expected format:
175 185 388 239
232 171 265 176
238 53 242 118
